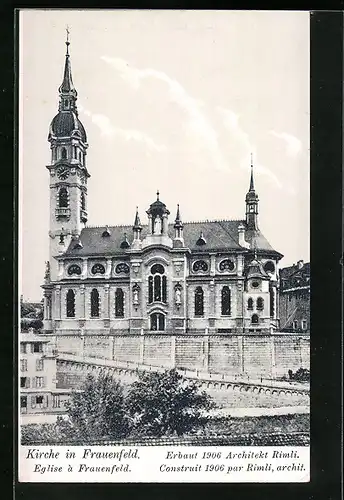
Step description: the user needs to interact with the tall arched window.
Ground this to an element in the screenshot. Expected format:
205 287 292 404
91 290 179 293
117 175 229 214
150 312 165 331
58 188 68 208
66 289 75 318
81 192 86 211
195 287 204 316
91 289 100 317
79 151 82 163
257 297 264 310
247 297 253 310
61 147 67 159
73 146 77 159
221 286 231 316
115 288 124 317
148 264 167 304
251 314 259 324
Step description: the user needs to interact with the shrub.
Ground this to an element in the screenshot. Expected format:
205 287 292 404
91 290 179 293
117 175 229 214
288 368 310 382
63 373 129 441
125 369 215 437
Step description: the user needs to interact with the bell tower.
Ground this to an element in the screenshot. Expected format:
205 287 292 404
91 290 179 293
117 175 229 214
46 30 89 281
245 156 259 230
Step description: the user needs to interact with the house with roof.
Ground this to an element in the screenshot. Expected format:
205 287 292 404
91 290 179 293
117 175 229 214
279 260 310 333
41 38 284 339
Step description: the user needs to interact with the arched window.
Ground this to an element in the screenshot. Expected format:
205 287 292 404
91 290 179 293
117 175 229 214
247 297 253 310
148 264 167 304
115 288 124 317
251 314 259 324
66 289 75 318
52 148 57 161
79 151 82 163
73 146 77 159
195 287 204 316
150 312 165 331
81 192 86 211
91 289 100 317
257 297 264 310
58 188 68 208
221 286 231 316
61 147 67 159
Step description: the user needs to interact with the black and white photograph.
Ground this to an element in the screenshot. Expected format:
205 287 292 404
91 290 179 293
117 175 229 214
19 9 310 482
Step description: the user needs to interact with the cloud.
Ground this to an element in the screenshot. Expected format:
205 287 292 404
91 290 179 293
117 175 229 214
217 107 251 151
218 107 283 189
101 56 228 172
78 103 165 152
270 130 302 157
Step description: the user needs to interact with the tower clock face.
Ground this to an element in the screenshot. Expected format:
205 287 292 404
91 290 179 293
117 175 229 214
56 165 69 180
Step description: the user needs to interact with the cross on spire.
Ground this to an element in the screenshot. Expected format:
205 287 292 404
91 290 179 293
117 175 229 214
156 190 160 201
65 25 70 54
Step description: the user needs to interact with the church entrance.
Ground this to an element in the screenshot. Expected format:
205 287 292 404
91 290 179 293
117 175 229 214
150 312 165 331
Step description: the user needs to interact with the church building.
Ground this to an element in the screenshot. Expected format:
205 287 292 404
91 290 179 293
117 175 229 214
42 39 284 338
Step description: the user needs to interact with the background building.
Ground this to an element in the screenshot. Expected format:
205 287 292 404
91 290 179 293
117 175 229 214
20 330 71 422
278 260 310 333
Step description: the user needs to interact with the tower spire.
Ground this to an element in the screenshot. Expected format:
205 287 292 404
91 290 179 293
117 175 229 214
58 27 77 98
175 204 182 225
249 153 255 191
133 206 142 228
173 204 184 247
245 154 259 230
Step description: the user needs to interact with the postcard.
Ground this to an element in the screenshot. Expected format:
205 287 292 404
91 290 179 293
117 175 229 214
18 9 310 483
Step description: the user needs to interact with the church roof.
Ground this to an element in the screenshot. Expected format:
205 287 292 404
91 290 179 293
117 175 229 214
63 220 282 258
49 111 87 142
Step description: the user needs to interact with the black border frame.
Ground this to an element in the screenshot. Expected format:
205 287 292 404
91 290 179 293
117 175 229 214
0 6 342 500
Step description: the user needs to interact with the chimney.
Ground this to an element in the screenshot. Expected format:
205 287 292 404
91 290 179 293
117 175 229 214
238 223 250 249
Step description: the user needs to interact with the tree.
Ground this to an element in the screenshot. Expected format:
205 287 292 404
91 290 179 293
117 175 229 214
61 373 128 441
125 369 215 437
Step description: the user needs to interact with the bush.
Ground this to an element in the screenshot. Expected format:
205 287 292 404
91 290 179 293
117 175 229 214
125 369 215 437
288 368 310 382
20 318 43 332
63 373 129 441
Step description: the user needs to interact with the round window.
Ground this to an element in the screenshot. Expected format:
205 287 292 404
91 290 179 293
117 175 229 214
251 281 260 288
263 261 275 273
91 263 105 275
67 264 81 276
115 263 130 274
192 260 208 272
219 259 235 272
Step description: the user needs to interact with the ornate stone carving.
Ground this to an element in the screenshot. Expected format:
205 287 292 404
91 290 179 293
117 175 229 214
44 261 50 282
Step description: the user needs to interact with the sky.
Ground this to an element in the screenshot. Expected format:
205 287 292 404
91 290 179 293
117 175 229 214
19 10 310 301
